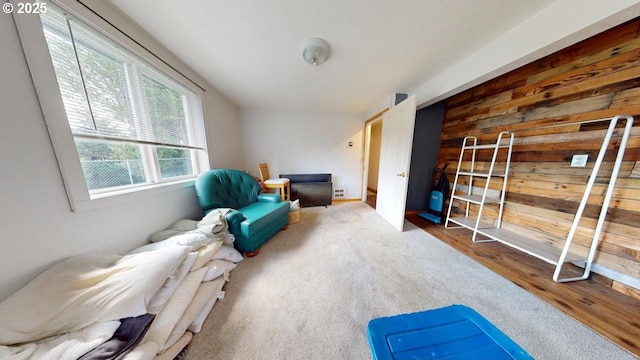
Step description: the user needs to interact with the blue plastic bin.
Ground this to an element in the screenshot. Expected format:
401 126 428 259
366 304 533 360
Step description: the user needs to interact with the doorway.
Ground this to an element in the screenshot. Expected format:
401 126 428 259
362 114 384 209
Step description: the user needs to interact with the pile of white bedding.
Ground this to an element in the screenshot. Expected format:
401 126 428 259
0 215 242 360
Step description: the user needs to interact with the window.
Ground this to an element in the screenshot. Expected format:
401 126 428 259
39 5 206 195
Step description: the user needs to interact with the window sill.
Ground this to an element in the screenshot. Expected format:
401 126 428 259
73 178 197 212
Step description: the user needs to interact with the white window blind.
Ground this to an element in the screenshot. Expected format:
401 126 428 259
40 5 205 193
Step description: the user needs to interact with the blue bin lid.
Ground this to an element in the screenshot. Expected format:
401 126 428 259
366 304 533 360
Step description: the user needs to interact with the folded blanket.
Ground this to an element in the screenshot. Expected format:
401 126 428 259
147 253 197 315
0 246 190 345
0 321 120 360
148 212 234 248
162 278 223 352
195 209 231 237
78 313 155 360
187 277 226 334
142 268 206 351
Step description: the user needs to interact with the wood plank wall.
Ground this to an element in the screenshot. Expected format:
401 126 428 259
437 17 640 297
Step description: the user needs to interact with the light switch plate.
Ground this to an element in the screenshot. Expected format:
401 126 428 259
571 154 588 167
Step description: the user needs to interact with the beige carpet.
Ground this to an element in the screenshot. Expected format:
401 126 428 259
188 202 634 359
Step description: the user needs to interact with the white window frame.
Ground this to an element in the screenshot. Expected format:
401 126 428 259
12 0 209 211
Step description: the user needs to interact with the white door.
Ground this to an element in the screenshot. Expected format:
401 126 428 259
375 95 416 231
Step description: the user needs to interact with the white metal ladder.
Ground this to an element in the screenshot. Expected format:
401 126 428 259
554 115 634 282
444 131 514 242
443 115 634 282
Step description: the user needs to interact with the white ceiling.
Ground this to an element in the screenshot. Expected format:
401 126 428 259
107 0 558 114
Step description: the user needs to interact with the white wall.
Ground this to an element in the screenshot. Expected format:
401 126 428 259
204 92 243 169
239 109 364 199
0 6 241 300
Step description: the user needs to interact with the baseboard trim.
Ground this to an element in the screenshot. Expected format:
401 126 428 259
332 198 361 204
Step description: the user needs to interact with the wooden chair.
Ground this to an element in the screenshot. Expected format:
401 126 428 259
257 163 290 201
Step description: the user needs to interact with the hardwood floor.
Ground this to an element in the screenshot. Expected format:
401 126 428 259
405 212 640 357
365 189 376 209
365 194 376 209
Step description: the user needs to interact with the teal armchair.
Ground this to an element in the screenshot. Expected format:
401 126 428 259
195 169 290 254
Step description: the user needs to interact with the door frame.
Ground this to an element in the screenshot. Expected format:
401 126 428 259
361 109 388 201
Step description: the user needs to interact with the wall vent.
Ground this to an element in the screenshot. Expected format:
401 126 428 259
333 188 345 198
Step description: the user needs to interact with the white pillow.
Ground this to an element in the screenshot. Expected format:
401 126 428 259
212 245 244 263
147 252 198 314
188 277 226 334
143 268 206 350
0 246 190 345
147 219 198 243
162 279 220 351
221 233 235 246
202 259 237 282
130 233 212 253
190 241 223 271
170 219 199 232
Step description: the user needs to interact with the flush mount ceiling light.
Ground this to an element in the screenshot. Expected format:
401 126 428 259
300 38 331 67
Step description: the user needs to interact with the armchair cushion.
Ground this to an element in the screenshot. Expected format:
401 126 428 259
195 169 289 253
